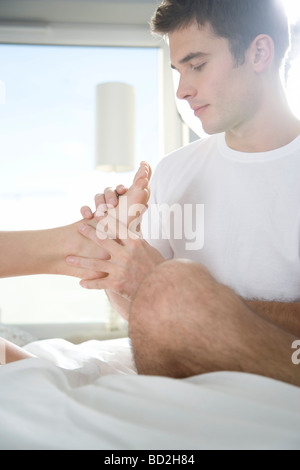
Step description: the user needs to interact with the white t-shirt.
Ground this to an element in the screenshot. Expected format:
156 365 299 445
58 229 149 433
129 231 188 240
143 132 300 301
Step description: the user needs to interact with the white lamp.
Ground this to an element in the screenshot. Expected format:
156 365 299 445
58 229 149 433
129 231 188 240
95 82 135 172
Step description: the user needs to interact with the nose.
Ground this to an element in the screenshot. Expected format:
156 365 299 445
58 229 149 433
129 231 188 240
176 74 197 101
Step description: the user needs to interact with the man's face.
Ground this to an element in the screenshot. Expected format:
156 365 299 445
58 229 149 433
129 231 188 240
169 22 261 136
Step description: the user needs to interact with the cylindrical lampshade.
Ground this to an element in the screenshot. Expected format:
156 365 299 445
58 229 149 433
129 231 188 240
95 82 135 172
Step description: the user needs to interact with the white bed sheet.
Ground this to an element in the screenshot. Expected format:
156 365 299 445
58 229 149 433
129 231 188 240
0 337 299 450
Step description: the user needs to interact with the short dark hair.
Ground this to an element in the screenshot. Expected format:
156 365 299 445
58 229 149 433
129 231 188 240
151 0 290 67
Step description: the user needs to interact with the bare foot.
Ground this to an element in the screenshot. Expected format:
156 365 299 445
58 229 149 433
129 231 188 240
64 162 152 278
95 162 152 240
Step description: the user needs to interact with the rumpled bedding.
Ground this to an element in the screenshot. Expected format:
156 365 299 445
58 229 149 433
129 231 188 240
0 337 299 450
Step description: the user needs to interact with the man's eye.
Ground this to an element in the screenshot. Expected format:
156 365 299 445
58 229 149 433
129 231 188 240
193 63 206 71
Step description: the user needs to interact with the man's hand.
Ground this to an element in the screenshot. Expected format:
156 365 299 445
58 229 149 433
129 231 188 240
66 222 165 303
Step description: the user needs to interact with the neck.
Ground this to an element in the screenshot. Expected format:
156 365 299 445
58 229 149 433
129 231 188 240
225 78 300 153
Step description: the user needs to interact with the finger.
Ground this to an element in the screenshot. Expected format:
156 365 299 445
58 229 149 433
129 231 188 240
78 223 126 255
94 202 107 219
78 223 100 245
116 184 128 195
95 189 119 217
80 206 94 219
66 256 113 274
94 193 106 210
80 278 111 291
104 187 119 208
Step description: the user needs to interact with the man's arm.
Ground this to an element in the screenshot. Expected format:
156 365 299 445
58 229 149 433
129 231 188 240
245 300 300 338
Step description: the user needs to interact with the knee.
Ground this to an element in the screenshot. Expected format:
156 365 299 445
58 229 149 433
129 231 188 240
129 259 221 351
131 259 218 320
129 259 223 376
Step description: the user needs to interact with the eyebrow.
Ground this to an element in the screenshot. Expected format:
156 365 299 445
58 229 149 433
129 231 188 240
171 52 209 70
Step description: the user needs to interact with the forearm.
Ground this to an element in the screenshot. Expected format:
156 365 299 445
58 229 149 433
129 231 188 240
0 221 104 279
245 300 300 337
0 228 66 278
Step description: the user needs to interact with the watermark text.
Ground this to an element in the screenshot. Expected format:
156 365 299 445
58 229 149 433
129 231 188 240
96 202 205 251
291 340 300 365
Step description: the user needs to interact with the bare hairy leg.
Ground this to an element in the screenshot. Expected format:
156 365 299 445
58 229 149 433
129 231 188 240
129 260 300 387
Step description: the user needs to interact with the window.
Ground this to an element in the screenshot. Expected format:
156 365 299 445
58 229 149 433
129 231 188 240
0 24 178 339
0 43 160 229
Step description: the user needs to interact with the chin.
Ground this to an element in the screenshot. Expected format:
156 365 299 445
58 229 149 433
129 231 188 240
201 116 229 136
201 123 223 136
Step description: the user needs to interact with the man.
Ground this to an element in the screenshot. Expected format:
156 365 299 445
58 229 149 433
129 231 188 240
70 0 300 387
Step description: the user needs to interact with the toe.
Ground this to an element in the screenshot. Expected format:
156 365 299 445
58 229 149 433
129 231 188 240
134 162 151 185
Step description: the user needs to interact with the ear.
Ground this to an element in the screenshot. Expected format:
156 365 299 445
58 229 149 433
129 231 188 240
249 34 274 73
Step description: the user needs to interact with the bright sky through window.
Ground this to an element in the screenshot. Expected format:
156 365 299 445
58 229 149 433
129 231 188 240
283 0 300 23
